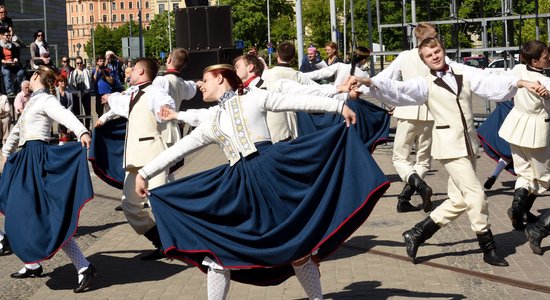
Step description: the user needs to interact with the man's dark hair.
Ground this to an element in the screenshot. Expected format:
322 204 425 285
277 42 295 63
135 57 159 80
170 48 189 72
234 54 264 76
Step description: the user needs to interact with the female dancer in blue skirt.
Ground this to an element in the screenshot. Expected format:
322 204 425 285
0 66 96 293
134 64 390 299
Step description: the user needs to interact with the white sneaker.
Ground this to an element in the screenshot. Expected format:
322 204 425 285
58 141 65 146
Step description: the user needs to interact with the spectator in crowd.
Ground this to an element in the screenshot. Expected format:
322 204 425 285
324 41 343 66
59 56 74 79
0 93 10 145
124 60 133 89
105 50 124 93
299 46 324 73
13 80 30 118
29 30 54 70
55 75 75 145
0 5 13 38
92 55 113 116
68 56 93 129
0 28 24 96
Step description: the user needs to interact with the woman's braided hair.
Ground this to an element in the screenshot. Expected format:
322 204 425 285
35 65 57 95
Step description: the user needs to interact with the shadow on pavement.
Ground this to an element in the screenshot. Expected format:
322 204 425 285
323 235 403 262
43 251 188 292
75 221 127 238
321 280 466 300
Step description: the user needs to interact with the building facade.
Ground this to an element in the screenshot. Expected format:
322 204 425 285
66 0 157 60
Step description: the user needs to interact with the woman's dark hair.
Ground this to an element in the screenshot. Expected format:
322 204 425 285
33 30 45 40
350 46 371 75
203 64 244 95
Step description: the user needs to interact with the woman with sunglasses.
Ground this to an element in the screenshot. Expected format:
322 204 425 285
0 66 96 293
29 30 54 70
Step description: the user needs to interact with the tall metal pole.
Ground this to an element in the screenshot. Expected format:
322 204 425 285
168 0 172 52
267 0 272 66
535 0 540 39
138 0 144 57
343 0 347 61
402 0 407 50
350 0 356 51
411 0 417 47
330 0 337 42
376 0 383 69
92 28 96 63
43 0 47 38
367 0 374 76
296 0 304 68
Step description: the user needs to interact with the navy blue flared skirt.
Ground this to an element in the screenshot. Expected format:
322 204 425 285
148 124 390 286
88 117 127 189
0 141 94 263
477 100 515 175
296 100 390 153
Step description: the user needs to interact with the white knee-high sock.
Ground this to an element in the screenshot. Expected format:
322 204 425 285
61 238 90 274
293 257 323 300
492 158 510 177
207 268 230 300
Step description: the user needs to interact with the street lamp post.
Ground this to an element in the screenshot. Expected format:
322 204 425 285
168 0 172 52
138 0 144 57
267 0 271 66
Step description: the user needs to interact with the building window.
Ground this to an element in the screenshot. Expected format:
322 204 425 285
103 15 107 22
145 1 149 9
71 17 74 24
70 5 73 13
121 14 125 22
145 13 150 20
103 2 107 10
173 3 179 10
75 4 78 12
77 30 79 37
89 3 93 11
129 2 133 9
120 2 124 9
112 2 116 10
113 14 117 22
159 3 165 14
90 15 94 23
90 29 93 35
81 16 84 23
129 14 133 21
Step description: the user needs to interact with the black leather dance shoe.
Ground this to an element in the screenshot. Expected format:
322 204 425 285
73 264 97 293
10 265 43 278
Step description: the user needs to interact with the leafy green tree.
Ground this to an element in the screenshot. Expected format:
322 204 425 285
220 0 295 50
144 11 175 58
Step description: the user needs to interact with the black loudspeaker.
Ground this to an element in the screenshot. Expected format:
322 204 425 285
180 49 220 80
206 6 233 49
185 0 208 7
179 48 243 81
175 6 232 50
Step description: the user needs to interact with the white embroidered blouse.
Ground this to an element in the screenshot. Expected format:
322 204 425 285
138 88 344 180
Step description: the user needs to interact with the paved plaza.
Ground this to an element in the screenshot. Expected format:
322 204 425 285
1 102 550 299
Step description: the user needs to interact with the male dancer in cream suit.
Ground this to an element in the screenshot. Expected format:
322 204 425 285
498 41 550 231
376 22 437 213
97 58 178 260
353 37 547 267
261 42 311 142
